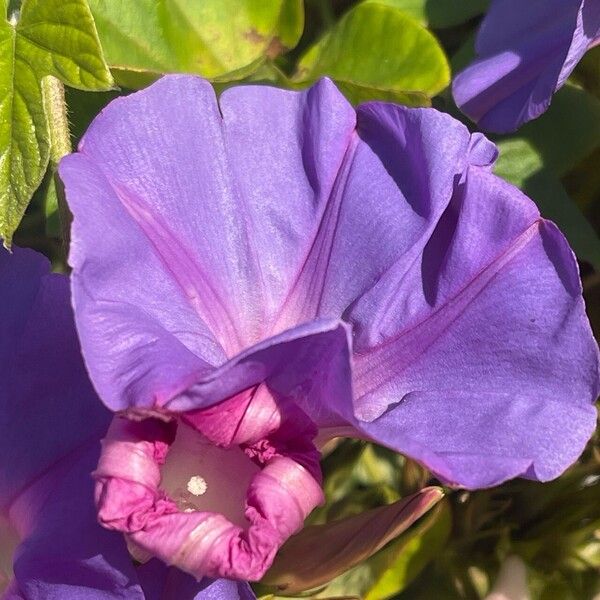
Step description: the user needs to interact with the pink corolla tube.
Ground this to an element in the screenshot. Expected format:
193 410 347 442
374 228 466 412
94 387 323 580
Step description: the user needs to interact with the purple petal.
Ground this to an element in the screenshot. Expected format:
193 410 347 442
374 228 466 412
453 0 600 132
0 247 143 598
275 101 478 330
171 318 350 423
137 560 256 600
60 76 598 492
1 579 24 599
333 103 489 350
0 247 108 509
351 166 599 487
59 75 356 413
11 446 143 599
0 248 258 595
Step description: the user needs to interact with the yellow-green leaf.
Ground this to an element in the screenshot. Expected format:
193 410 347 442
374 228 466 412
88 0 304 86
0 0 112 244
16 0 112 90
0 17 47 246
295 3 449 105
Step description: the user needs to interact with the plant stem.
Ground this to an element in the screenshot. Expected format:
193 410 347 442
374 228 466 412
41 75 72 258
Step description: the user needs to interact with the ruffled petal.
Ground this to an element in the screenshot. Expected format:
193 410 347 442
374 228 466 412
329 102 486 349
169 318 350 424
351 166 599 487
274 101 476 331
453 0 599 132
94 417 323 581
59 75 356 413
59 75 598 498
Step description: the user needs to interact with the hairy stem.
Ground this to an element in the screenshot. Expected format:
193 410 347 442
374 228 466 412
41 75 72 259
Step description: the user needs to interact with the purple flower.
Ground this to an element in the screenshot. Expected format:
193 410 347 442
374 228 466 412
453 0 600 132
0 246 255 598
59 75 598 582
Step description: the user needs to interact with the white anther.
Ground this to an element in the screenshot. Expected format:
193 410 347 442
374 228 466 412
186 475 207 496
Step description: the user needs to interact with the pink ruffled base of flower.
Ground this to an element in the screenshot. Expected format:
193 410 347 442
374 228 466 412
93 386 324 580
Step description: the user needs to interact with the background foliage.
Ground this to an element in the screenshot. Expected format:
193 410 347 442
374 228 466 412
2 1 599 598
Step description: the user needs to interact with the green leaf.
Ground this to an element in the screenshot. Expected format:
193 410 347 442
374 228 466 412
295 3 449 105
495 138 600 269
0 17 47 246
353 444 404 490
16 0 112 89
363 0 488 28
493 85 600 270
42 170 59 237
273 0 303 50
499 84 600 178
494 139 543 187
0 0 112 245
334 81 430 108
365 501 452 599
88 0 304 86
573 44 600 100
450 31 476 75
65 86 119 147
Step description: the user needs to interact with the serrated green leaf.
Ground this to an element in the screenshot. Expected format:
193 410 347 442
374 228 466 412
88 0 304 87
0 0 112 244
0 16 47 246
16 0 112 90
363 0 488 28
295 3 449 105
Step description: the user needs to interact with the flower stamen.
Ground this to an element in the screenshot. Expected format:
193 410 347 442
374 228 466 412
187 475 207 496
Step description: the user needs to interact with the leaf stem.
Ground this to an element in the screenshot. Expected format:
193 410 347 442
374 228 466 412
41 75 72 258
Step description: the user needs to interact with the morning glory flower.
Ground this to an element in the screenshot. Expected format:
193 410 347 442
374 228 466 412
0 246 255 599
453 0 600 132
59 75 599 582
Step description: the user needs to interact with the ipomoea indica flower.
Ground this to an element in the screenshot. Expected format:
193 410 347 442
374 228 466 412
0 246 255 599
453 0 600 132
58 75 599 581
